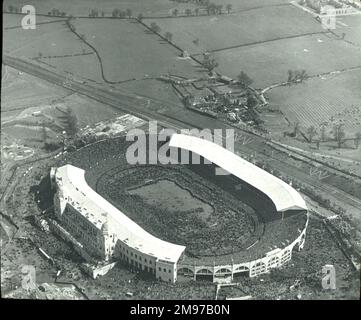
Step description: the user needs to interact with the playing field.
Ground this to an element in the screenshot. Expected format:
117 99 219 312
128 179 214 219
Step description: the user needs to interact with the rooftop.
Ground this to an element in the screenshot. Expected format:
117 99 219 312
169 133 308 212
55 165 186 263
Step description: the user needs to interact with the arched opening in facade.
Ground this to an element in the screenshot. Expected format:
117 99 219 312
233 265 250 280
177 267 194 277
195 268 213 281
214 268 232 279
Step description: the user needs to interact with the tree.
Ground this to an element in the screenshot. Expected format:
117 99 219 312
101 11 105 17
126 9 132 18
8 5 14 12
195 8 200 16
112 9 120 17
216 5 223 14
185 8 192 16
292 121 300 137
320 122 327 142
172 9 178 17
237 71 253 88
226 4 232 14
306 125 317 142
150 22 161 33
41 125 49 145
332 124 345 148
354 132 361 149
164 32 173 42
65 107 78 138
137 13 143 21
299 69 308 82
287 70 293 83
247 91 258 109
38 52 43 58
202 53 218 73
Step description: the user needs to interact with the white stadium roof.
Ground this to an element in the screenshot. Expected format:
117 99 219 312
56 165 186 263
169 133 307 212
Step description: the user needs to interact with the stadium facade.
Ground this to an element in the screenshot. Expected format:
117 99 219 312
50 133 308 283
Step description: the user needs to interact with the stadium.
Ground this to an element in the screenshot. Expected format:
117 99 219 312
50 133 308 283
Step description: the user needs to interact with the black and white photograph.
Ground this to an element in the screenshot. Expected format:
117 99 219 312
1 0 361 305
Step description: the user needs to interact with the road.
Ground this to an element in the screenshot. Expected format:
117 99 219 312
3 55 361 214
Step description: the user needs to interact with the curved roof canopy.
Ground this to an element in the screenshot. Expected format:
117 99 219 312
169 133 307 212
55 165 186 263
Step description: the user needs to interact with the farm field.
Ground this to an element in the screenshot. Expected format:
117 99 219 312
113 79 185 110
334 15 361 47
71 18 202 82
3 12 67 29
214 33 361 88
3 18 88 58
1 65 68 117
265 69 361 136
211 0 290 11
146 4 324 55
1 66 126 154
3 0 197 17
37 53 104 84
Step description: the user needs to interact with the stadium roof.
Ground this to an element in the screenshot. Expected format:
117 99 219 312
55 165 186 263
169 134 307 212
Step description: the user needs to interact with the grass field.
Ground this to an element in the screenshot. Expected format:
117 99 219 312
266 69 361 135
38 53 105 84
3 12 67 28
334 15 361 47
146 4 324 55
128 179 214 218
3 18 88 58
214 33 361 88
72 18 201 82
211 0 290 11
1 65 67 116
1 66 125 152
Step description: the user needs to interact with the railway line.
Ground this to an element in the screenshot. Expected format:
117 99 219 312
3 55 361 214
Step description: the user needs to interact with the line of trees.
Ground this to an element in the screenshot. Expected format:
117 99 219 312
48 8 67 17
287 69 308 84
7 5 20 13
112 8 132 18
299 122 361 149
150 22 161 33
171 3 233 16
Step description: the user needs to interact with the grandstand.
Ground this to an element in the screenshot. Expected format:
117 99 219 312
50 133 308 282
